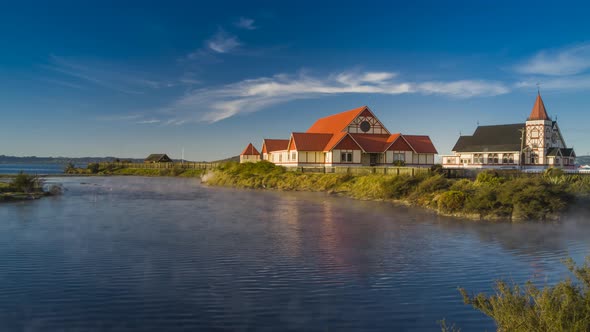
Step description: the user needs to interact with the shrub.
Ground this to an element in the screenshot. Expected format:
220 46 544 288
475 169 503 186
459 257 590 332
416 174 450 194
87 163 100 174
437 190 466 213
10 172 43 193
393 160 406 167
64 162 76 174
430 164 444 175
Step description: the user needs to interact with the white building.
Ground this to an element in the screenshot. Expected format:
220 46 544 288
260 106 437 167
442 93 576 170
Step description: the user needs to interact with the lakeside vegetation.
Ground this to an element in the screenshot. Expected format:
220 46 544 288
65 162 205 177
0 172 60 202
204 161 590 221
440 257 590 332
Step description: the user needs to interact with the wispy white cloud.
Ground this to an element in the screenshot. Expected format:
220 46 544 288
516 75 590 91
137 119 161 124
158 70 509 123
235 17 257 30
516 43 590 76
43 56 172 94
207 29 241 53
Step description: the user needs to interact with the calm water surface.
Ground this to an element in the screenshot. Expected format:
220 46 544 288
0 164 65 175
1 176 590 331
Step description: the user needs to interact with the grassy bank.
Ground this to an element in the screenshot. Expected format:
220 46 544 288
65 163 205 178
204 161 590 222
0 172 60 202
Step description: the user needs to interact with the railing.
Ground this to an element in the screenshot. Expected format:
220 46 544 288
98 162 219 170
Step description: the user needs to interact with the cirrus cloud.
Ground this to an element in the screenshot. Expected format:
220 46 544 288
156 70 509 123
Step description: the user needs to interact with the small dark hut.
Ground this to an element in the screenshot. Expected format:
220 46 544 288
144 154 172 163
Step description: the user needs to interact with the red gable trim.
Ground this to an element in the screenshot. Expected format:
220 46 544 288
386 134 413 152
332 134 362 150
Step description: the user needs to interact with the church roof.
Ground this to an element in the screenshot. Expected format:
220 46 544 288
306 106 369 133
240 143 260 156
528 93 550 121
452 123 524 152
547 148 575 157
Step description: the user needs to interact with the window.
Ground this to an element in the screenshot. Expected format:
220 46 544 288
279 154 282 162
341 152 353 163
474 154 483 164
291 152 296 161
393 153 405 162
531 129 539 138
489 153 499 164
530 152 537 164
564 158 569 165
502 155 508 164
508 155 514 164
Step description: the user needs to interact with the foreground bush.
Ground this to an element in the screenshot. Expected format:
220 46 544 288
457 257 590 332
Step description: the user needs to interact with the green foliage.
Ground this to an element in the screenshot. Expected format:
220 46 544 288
475 170 503 186
64 162 76 174
544 167 565 177
393 160 406 166
430 164 444 175
438 191 467 213
87 163 100 174
10 172 43 193
459 257 590 332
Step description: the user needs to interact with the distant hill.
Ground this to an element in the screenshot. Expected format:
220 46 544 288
0 155 143 164
211 155 240 163
577 156 590 166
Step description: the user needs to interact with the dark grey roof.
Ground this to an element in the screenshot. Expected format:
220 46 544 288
547 148 575 157
452 123 524 152
145 154 171 162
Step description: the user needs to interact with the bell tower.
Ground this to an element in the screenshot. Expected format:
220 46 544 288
525 93 552 165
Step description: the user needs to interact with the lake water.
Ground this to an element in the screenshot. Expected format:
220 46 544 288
1 176 589 331
0 164 66 175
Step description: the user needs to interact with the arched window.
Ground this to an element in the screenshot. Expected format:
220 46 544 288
508 155 514 164
473 154 483 164
530 152 538 164
502 155 508 164
489 153 499 164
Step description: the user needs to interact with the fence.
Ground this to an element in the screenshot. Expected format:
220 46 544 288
98 162 220 170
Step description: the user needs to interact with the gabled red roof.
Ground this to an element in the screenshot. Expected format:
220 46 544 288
528 93 550 121
402 135 438 154
261 139 289 153
329 133 361 151
307 106 368 133
386 134 413 151
240 143 260 156
291 133 333 151
349 134 393 153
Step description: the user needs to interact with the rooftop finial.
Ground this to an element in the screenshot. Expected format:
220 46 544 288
536 82 541 95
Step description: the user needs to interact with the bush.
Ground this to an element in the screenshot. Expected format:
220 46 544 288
10 172 43 193
87 163 100 174
475 169 503 186
459 257 590 332
437 190 466 213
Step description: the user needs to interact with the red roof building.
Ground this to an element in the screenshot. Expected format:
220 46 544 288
239 143 261 163
256 106 437 167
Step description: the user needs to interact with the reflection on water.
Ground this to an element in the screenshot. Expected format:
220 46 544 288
1 176 590 331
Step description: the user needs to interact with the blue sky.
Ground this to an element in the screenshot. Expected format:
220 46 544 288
2 0 590 160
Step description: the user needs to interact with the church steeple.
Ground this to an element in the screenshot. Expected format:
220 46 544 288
528 93 550 121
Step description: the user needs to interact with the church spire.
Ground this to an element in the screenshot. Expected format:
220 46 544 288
528 92 550 121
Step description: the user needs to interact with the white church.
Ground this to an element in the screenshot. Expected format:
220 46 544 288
442 93 576 170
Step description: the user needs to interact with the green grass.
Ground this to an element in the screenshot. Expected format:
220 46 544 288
205 162 590 222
